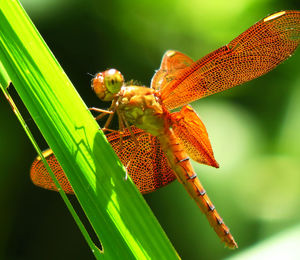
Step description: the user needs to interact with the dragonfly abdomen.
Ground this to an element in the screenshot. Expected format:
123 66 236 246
158 128 238 248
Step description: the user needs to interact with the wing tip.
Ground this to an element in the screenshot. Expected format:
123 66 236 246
207 158 219 168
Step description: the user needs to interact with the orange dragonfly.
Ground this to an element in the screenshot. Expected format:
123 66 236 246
30 10 300 249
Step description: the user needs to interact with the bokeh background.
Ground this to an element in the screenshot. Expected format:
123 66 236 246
1 0 300 259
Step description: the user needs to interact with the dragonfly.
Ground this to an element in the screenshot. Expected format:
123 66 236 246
30 10 300 249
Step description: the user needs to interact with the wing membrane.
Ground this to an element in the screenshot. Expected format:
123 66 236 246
161 11 300 109
151 50 194 91
170 105 219 168
107 126 176 193
30 127 176 194
30 149 74 194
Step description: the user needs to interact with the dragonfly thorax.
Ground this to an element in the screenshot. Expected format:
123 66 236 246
118 85 166 136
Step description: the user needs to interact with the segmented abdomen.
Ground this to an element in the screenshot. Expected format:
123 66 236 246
158 128 237 248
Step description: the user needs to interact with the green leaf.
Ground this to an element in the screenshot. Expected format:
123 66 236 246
0 1 178 259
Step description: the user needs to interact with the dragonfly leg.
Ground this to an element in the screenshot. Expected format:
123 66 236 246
124 147 138 181
89 108 114 121
117 114 124 150
88 107 114 113
89 99 118 120
95 112 110 121
124 167 128 181
101 128 120 133
102 112 115 130
117 111 141 180
123 135 139 180
119 112 139 147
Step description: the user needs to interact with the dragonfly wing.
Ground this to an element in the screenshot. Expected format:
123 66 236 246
161 10 300 109
107 126 176 194
170 105 219 168
151 50 194 91
30 149 74 194
30 127 176 194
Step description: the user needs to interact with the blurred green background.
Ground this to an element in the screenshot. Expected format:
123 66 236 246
1 0 300 259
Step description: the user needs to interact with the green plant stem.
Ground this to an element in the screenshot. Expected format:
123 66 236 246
0 1 178 259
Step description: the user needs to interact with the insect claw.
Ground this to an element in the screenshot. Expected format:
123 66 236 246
124 169 128 181
124 160 132 181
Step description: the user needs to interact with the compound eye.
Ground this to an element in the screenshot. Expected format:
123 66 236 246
91 69 124 101
104 69 124 94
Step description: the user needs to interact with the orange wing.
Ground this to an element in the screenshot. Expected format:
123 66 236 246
159 10 300 110
30 126 176 194
107 126 176 193
30 149 74 194
170 105 219 168
151 50 194 91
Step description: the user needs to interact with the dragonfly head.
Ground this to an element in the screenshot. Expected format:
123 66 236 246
91 69 124 101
